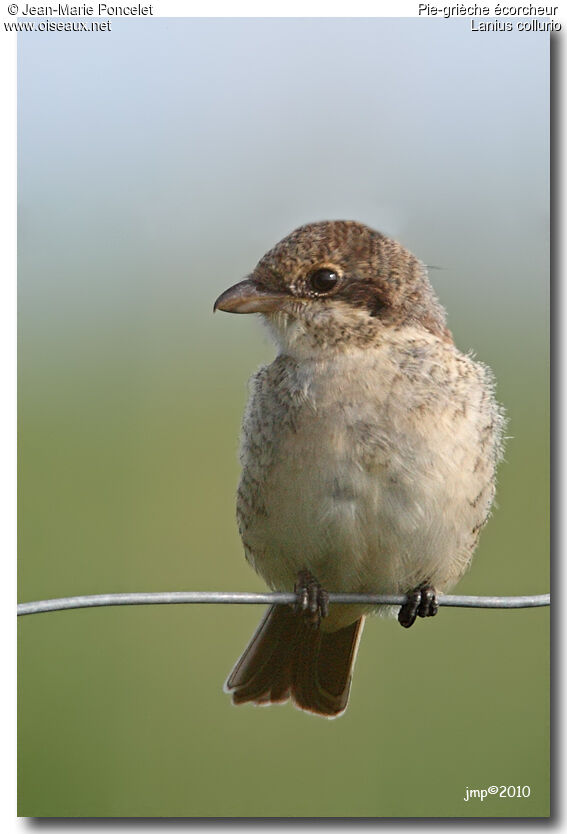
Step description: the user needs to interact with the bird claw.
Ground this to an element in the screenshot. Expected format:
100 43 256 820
398 583 439 629
294 569 329 626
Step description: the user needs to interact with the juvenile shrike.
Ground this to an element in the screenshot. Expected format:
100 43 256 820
214 220 504 718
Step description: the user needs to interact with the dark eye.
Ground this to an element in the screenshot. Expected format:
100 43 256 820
309 268 340 294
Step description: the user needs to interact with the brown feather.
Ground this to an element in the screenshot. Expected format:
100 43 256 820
225 605 364 717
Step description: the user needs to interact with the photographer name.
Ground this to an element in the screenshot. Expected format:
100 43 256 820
18 3 154 14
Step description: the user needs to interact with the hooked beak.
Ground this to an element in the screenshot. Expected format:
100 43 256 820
213 278 288 314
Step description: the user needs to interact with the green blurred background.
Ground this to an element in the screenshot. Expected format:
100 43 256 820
18 19 549 817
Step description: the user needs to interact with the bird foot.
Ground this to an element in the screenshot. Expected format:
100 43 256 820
294 569 329 626
398 584 439 629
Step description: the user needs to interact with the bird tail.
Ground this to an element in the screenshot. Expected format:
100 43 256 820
224 605 364 718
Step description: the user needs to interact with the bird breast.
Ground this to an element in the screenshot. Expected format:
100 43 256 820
236 327 503 604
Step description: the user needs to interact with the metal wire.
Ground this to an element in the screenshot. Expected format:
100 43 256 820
17 591 550 616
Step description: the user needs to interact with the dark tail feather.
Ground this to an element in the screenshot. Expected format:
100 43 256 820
293 615 364 716
225 605 298 705
225 605 364 717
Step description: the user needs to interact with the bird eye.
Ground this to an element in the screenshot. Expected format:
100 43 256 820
309 268 340 294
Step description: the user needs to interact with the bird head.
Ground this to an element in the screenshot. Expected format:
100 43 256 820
214 221 451 355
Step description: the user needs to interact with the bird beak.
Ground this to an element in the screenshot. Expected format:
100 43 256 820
213 278 288 314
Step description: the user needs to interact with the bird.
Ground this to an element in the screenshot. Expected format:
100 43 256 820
213 220 504 718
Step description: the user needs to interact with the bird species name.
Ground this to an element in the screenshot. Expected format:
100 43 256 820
418 3 558 13
471 17 560 27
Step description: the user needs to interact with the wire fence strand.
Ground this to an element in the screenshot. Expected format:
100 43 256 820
17 591 550 616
